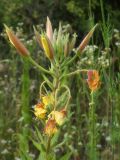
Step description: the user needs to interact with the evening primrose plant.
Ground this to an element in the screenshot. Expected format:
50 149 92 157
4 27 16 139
5 17 100 159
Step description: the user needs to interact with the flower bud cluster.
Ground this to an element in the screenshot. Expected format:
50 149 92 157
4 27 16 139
5 17 97 63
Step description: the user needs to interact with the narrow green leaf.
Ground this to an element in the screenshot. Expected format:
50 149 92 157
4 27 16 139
60 153 72 160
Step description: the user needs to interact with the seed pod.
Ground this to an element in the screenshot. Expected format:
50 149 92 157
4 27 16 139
77 24 98 53
5 25 30 57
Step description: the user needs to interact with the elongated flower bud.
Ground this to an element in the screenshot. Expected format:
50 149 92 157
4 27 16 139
77 24 98 53
64 41 69 57
46 17 53 42
41 35 54 59
34 27 43 49
4 25 30 57
64 35 76 57
69 35 76 52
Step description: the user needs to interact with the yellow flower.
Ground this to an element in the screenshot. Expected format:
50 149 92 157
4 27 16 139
87 70 100 91
42 93 54 107
44 119 57 136
49 109 67 126
34 102 46 119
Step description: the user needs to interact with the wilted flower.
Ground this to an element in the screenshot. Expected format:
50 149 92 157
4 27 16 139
49 109 67 126
44 119 57 136
34 102 47 119
4 25 30 57
42 93 54 106
87 70 100 91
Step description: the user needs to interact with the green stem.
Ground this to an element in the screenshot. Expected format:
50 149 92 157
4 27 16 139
53 76 60 111
61 69 88 79
46 136 51 160
66 52 79 65
28 57 51 74
88 91 97 160
52 65 61 111
62 85 71 109
100 0 105 26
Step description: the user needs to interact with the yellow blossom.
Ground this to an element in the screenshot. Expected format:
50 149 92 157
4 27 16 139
34 102 46 119
42 93 54 107
49 109 67 126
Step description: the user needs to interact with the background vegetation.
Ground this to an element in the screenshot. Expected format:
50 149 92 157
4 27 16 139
0 0 120 160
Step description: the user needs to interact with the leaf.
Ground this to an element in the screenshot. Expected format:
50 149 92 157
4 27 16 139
60 153 72 160
18 133 29 152
37 152 46 160
51 131 60 147
31 138 43 152
42 74 53 90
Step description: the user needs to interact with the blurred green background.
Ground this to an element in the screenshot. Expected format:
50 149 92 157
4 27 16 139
0 0 120 160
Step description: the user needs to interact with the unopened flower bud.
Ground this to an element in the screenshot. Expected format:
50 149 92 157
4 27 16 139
34 27 43 49
77 24 98 53
5 25 30 57
46 17 53 42
64 42 69 57
41 35 54 59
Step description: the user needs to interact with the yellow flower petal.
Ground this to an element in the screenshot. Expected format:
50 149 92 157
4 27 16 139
42 93 54 107
49 109 66 126
34 102 46 119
